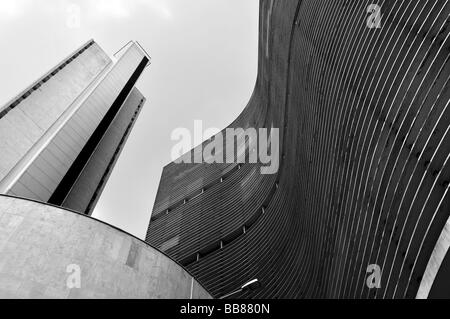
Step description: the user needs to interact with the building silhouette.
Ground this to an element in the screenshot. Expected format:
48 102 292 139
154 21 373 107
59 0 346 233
146 0 450 299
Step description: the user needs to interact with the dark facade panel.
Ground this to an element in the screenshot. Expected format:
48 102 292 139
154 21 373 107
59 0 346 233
146 0 450 299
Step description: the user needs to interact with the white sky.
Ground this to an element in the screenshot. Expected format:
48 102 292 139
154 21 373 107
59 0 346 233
0 0 258 239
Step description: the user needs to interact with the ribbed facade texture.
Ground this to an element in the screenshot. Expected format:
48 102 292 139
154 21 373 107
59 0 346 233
0 40 148 215
146 0 450 298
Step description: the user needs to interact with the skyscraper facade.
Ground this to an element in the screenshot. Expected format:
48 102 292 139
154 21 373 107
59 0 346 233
0 40 148 215
146 0 450 299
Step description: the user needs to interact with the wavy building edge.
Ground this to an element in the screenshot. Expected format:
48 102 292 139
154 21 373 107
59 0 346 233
146 0 450 299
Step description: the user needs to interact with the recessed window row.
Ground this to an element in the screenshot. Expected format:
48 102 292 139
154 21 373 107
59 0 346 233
180 180 280 267
171 116 287 265
173 119 287 263
158 117 286 261
0 41 95 121
151 162 245 222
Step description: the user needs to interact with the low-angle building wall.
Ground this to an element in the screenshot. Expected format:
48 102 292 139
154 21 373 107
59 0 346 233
146 0 450 299
0 195 211 299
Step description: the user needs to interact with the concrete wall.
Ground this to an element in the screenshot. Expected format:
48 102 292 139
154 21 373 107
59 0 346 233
0 41 111 184
7 44 145 204
0 195 211 299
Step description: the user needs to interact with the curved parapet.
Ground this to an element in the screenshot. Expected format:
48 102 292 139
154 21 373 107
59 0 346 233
146 0 450 299
0 195 211 299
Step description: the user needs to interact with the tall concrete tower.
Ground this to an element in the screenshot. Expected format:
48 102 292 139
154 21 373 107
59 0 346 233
0 40 212 299
0 40 149 215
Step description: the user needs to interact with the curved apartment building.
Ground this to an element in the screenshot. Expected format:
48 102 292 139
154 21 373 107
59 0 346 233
146 0 450 299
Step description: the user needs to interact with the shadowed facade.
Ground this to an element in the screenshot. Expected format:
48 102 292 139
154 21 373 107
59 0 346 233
146 0 450 298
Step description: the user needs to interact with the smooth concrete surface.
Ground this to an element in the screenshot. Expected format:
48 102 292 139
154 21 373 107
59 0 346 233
0 42 110 182
0 195 211 299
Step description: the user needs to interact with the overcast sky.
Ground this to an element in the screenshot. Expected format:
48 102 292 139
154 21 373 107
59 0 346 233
0 0 258 239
